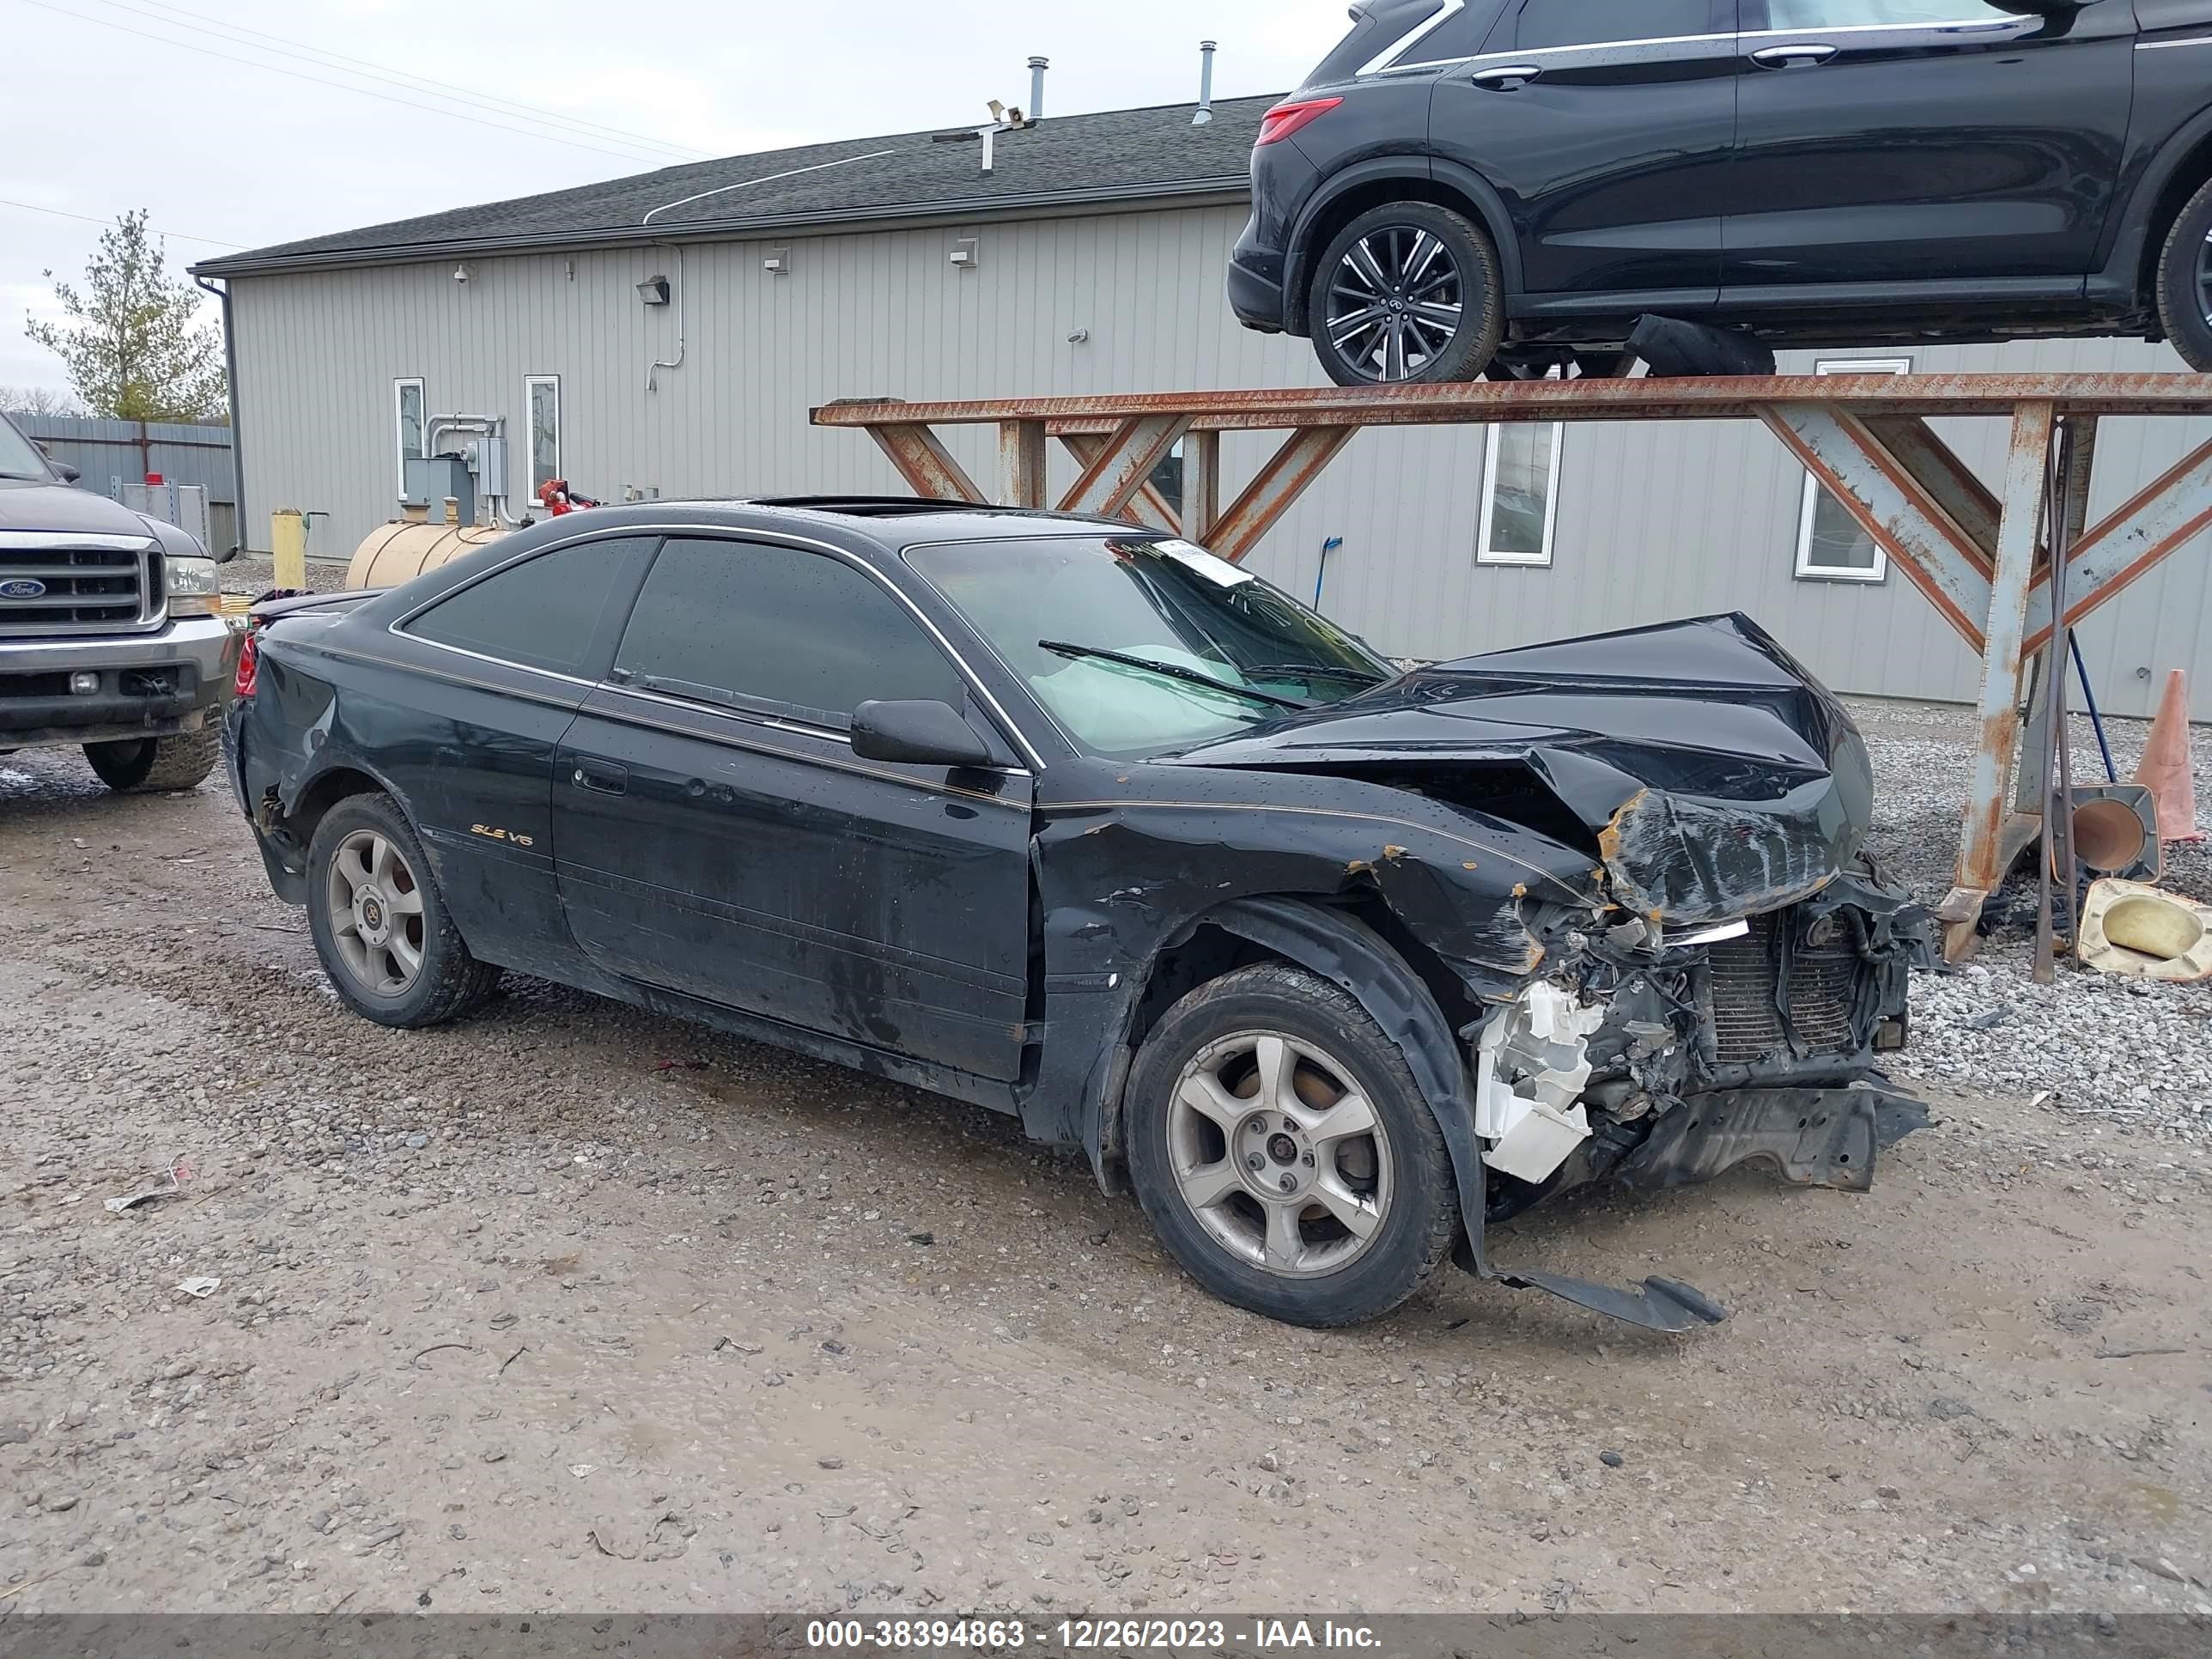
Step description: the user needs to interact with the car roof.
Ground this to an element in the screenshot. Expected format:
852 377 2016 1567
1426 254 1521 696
562 497 1139 547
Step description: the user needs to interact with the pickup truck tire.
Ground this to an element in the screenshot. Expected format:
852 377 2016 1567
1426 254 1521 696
83 728 221 793
2155 175 2212 373
1124 962 1460 1328
305 793 501 1028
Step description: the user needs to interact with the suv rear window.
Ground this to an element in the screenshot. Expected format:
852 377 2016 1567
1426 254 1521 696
1306 2 1492 82
1516 0 1715 50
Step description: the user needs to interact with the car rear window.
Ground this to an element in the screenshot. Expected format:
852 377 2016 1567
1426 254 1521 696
402 536 657 678
612 537 964 730
1516 0 1716 50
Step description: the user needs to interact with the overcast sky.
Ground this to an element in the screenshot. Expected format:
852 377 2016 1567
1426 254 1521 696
3 0 1344 394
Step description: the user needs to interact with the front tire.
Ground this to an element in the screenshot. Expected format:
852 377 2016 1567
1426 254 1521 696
84 727 220 793
1308 203 1504 386
1124 963 1461 1328
306 793 500 1028
2154 176 2212 372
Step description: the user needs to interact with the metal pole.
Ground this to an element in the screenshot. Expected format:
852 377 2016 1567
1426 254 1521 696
2069 633 2118 783
2051 420 2081 963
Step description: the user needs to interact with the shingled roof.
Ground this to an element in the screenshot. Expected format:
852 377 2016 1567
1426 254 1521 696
193 94 1274 278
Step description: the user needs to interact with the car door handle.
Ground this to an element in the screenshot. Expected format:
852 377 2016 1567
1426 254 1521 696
571 760 628 795
1470 63 1542 89
1748 43 1838 68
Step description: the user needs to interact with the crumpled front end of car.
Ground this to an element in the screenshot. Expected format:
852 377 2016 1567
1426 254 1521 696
1473 864 1934 1215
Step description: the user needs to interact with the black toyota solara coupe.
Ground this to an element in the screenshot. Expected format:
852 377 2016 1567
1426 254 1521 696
1231 0 2212 383
227 500 1932 1332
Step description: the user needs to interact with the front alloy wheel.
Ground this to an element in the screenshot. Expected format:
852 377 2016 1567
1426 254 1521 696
2154 175 2212 372
1125 961 1461 1327
1168 1030 1393 1278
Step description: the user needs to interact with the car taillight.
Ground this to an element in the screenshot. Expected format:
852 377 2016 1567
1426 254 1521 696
1255 96 1342 148
234 626 259 699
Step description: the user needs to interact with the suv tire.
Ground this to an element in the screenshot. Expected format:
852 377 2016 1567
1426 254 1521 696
1308 203 1505 386
2155 176 2212 372
305 792 501 1028
84 727 220 793
1124 962 1461 1327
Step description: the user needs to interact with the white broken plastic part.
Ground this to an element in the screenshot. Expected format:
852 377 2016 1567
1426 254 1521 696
173 1276 221 1298
1474 981 1604 1183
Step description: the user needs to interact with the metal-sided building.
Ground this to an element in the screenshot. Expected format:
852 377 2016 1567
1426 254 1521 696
192 92 2212 720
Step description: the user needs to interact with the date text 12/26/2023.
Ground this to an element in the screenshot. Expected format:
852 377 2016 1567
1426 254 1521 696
805 1619 1383 1651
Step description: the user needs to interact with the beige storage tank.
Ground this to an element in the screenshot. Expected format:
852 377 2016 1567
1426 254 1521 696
346 504 511 590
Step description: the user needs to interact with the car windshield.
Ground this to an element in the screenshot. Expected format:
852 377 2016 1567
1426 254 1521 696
0 415 52 481
907 535 1395 758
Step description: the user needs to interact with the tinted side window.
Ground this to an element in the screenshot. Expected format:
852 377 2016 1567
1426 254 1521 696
1759 3 2015 26
1517 0 1714 50
1409 5 1513 62
615 538 964 728
404 536 658 677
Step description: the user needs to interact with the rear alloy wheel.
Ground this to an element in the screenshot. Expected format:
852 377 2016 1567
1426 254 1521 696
1125 963 1460 1327
1309 203 1504 386
83 728 220 793
306 793 500 1028
2154 175 2212 372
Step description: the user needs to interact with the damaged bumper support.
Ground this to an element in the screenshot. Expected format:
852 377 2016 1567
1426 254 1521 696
1456 879 1933 1333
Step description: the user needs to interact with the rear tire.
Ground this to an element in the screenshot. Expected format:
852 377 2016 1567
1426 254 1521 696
2154 175 2212 372
305 793 501 1028
1308 203 1504 386
84 727 220 793
1124 962 1461 1328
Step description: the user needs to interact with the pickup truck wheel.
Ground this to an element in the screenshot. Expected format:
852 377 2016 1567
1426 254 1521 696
83 727 220 793
2155 175 2212 372
306 793 500 1028
1124 963 1460 1328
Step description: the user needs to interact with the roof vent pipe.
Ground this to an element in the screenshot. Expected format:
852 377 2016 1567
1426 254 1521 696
1028 56 1048 122
1193 40 1217 125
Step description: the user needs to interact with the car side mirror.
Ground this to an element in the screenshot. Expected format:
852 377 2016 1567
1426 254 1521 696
850 699 996 769
53 461 81 483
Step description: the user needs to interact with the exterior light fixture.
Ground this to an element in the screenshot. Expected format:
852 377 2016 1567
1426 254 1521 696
637 275 672 305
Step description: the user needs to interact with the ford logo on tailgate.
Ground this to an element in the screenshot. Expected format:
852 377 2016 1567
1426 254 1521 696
0 579 48 599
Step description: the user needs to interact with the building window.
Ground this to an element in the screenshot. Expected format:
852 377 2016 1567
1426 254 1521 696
525 374 561 501
394 378 425 497
1477 418 1564 567
1149 437 1185 523
1795 356 1911 582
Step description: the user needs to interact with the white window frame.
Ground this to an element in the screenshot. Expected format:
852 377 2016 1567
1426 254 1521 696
393 377 425 498
1476 416 1565 568
1794 356 1912 582
524 374 562 500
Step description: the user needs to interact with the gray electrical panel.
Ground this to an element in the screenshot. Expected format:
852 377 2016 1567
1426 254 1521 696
120 481 211 551
403 454 476 525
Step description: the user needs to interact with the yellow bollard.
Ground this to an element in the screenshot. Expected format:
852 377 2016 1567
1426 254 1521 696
271 508 307 590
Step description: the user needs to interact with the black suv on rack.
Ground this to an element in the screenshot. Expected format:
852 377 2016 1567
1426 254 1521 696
1229 0 2212 383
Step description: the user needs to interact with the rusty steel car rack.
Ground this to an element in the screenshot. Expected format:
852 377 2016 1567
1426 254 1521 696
815 374 2212 963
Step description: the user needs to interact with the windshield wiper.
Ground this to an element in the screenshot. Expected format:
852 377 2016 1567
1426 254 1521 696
1036 640 1310 711
1242 662 1389 686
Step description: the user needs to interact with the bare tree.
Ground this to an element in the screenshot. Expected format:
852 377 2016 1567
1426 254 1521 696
0 385 87 419
25 210 228 422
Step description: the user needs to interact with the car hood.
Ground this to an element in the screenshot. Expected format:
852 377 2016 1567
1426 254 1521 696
0 476 160 537
1161 613 1874 924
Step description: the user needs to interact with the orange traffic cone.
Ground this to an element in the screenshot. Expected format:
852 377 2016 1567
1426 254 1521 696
2133 669 2203 842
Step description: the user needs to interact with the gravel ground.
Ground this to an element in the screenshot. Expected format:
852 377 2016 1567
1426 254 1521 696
1 702 2206 1619
1853 698 2212 1143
